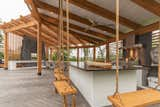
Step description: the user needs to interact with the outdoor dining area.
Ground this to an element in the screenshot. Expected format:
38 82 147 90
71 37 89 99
0 0 160 107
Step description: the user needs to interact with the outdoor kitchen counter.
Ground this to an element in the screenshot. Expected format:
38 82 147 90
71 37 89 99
70 62 143 71
69 62 140 107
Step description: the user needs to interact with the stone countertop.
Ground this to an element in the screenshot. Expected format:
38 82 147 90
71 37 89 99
70 62 145 71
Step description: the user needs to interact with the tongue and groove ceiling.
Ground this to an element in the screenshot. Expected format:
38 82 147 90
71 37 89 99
37 0 160 36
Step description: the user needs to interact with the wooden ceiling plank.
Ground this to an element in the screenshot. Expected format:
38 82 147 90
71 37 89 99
41 14 105 42
43 22 78 45
35 0 121 35
68 0 141 29
40 14 111 40
132 0 160 16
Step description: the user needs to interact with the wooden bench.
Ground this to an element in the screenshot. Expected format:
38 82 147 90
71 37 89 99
53 81 77 107
108 89 160 107
54 68 70 82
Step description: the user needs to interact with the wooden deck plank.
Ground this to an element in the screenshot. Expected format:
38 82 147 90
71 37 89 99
0 68 90 107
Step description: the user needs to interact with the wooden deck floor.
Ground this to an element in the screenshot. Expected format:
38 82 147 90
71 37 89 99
0 68 90 107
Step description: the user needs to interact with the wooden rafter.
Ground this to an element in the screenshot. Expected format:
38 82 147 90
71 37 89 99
9 20 56 46
104 21 160 44
18 16 59 45
4 21 36 33
132 0 160 16
42 21 78 45
35 0 121 35
44 20 100 44
41 14 104 43
68 0 141 29
25 0 41 22
69 30 101 44
40 14 110 41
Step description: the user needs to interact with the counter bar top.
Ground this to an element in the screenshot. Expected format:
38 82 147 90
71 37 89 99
70 62 145 71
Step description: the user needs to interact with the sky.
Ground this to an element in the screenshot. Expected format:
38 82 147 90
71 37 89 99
0 0 30 22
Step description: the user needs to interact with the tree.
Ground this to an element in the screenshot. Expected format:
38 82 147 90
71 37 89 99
0 18 3 43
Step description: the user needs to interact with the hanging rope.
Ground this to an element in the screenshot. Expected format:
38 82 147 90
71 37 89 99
66 0 70 76
57 0 64 70
57 0 62 67
113 1 125 106
158 20 160 85
156 20 160 88
115 0 120 94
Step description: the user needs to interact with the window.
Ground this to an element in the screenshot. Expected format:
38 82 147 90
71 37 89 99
152 30 160 48
109 40 123 61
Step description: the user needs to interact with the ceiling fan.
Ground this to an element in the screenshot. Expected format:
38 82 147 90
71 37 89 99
84 18 115 32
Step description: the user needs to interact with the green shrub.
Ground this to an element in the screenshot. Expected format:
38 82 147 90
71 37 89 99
0 52 4 59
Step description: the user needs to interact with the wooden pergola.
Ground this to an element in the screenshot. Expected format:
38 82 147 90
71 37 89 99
0 0 160 75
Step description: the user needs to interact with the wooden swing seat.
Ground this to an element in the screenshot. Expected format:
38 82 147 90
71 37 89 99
108 89 160 107
54 68 63 74
54 73 69 81
53 81 77 96
54 68 70 81
53 81 77 107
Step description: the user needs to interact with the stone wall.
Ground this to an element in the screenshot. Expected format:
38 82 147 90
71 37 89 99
21 36 45 60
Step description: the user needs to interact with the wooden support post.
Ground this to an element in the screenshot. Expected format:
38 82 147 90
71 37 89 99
50 48 53 60
4 33 8 69
93 46 96 61
37 23 42 75
63 95 68 107
72 95 76 107
106 43 110 62
77 48 79 64
45 45 49 61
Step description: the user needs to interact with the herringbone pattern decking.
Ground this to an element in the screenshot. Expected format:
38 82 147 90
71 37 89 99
0 68 90 107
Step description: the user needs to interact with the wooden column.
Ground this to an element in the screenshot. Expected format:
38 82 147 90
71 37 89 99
45 45 49 61
77 48 79 64
37 23 42 75
106 43 110 62
93 46 96 61
50 48 53 60
4 33 8 69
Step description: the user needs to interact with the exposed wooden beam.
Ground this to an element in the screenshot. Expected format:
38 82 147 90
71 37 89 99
35 0 121 35
25 0 41 22
42 19 94 45
70 45 95 49
69 30 100 44
4 21 36 32
68 0 141 29
41 14 104 43
18 16 59 45
9 18 56 46
107 21 160 43
40 14 111 40
42 21 78 45
132 0 160 16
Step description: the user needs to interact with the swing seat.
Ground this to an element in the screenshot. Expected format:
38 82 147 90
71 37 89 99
54 73 69 81
108 89 160 107
53 81 77 96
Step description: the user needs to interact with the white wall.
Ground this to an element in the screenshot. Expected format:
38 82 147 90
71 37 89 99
70 67 137 107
